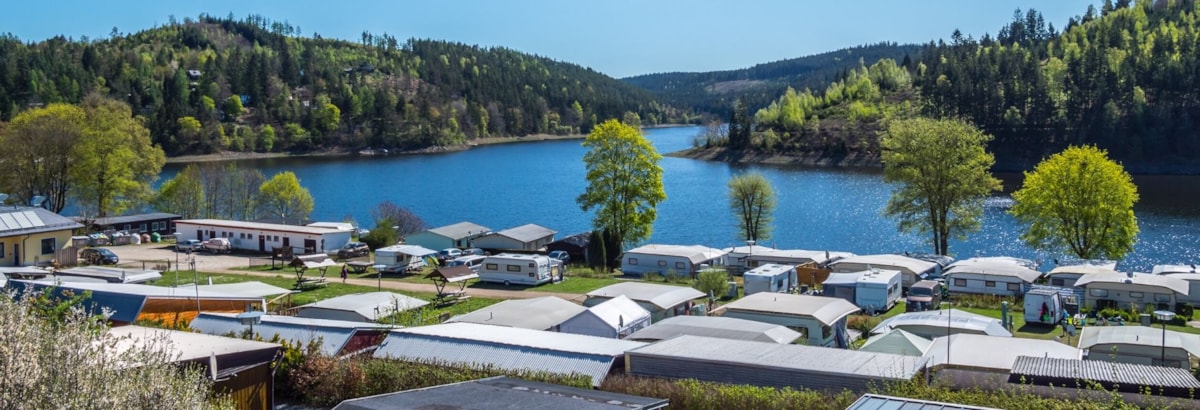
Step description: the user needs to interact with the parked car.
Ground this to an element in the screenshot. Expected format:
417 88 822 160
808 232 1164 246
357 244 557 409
176 239 202 253
437 248 463 264
201 238 232 254
338 242 370 259
548 250 570 264
80 248 119 265
462 248 486 256
905 280 943 312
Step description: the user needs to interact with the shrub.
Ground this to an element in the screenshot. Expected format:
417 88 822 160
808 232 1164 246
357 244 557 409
643 272 663 282
846 314 879 335
694 269 730 299
601 374 855 410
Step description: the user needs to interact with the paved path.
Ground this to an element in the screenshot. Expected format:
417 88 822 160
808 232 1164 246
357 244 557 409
104 243 588 303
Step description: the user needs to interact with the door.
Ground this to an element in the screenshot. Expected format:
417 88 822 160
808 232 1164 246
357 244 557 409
303 239 317 254
13 244 19 266
197 229 203 240
258 235 266 252
282 237 290 252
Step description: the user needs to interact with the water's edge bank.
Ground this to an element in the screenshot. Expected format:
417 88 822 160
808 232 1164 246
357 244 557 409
166 133 586 164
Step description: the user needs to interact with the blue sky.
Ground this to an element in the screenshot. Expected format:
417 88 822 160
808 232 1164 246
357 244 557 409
2 0 1096 78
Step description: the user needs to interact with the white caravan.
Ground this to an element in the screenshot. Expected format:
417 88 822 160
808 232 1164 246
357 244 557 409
478 253 558 286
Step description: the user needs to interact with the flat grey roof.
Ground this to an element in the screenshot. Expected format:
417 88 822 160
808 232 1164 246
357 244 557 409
24 280 266 300
945 257 1043 283
1074 272 1190 295
447 296 586 330
925 334 1080 371
847 394 999 410
1079 326 1200 358
108 325 279 363
175 281 293 298
375 244 437 257
388 323 645 356
719 292 861 326
626 335 924 380
586 282 705 310
0 206 84 236
176 219 343 235
300 292 429 320
749 249 855 265
426 221 491 240
1009 356 1200 392
872 309 1012 337
625 315 802 344
623 244 727 265
491 223 556 243
829 254 938 275
55 266 162 283
1154 264 1199 275
87 212 180 226
190 312 393 356
332 376 668 410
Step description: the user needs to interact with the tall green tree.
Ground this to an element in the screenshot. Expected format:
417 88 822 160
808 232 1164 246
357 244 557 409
881 118 1001 256
728 172 776 242
153 164 205 218
576 119 666 250
1009 145 1139 259
0 103 86 212
71 96 167 218
258 171 314 221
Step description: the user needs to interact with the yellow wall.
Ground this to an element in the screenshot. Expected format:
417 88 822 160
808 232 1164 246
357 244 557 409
0 229 75 267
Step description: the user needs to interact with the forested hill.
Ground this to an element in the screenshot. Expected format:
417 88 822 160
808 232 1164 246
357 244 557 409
0 14 684 156
621 42 921 117
919 1 1200 169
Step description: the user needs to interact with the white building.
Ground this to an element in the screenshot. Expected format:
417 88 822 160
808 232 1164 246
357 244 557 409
717 292 861 348
559 295 651 338
175 219 352 254
943 257 1043 297
470 224 557 252
584 282 705 322
620 244 727 278
405 221 491 250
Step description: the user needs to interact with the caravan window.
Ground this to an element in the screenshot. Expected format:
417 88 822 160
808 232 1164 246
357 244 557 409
1155 293 1171 302
506 264 521 272
953 278 966 287
675 262 685 269
1090 289 1109 297
658 260 667 267
1130 292 1144 299
1051 278 1065 286
628 258 638 265
485 263 499 270
1007 283 1020 291
985 281 996 288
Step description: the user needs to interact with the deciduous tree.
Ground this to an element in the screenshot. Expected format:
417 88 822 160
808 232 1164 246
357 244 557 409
577 119 665 250
1009 145 1139 259
0 103 86 212
728 172 776 242
370 201 426 240
881 118 1001 256
258 171 314 221
153 164 205 218
71 96 167 217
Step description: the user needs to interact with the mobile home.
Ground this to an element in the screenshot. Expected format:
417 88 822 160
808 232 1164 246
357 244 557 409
943 257 1042 297
828 254 938 290
742 264 798 296
478 253 558 286
821 269 901 314
375 244 437 273
620 244 727 278
174 219 352 254
747 249 855 269
1075 271 1189 311
717 292 861 348
1163 273 1200 306
1045 262 1119 288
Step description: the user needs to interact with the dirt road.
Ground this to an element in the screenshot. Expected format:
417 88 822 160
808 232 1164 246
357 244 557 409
104 243 588 302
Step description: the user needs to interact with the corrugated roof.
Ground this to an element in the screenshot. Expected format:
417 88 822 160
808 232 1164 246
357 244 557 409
0 207 84 236
945 257 1043 283
624 315 802 344
858 329 933 357
175 219 341 235
7 280 147 323
1009 356 1200 391
1079 326 1200 358
586 282 705 310
871 309 1013 338
447 296 586 330
847 394 999 410
299 292 429 320
491 223 556 243
925 334 1080 371
20 279 268 300
190 312 391 356
626 335 924 380
426 221 491 240
830 254 938 275
332 376 669 410
582 295 650 330
623 244 727 265
108 325 279 363
377 244 438 257
1074 272 1190 295
86 212 180 227
390 323 645 356
720 292 861 326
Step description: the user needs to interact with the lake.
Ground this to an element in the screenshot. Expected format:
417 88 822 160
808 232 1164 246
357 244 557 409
161 126 1200 272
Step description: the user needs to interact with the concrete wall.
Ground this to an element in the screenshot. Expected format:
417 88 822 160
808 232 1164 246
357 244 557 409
0 230 74 267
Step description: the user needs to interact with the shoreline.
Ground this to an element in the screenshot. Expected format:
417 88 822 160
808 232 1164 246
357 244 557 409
667 146 885 169
165 133 587 164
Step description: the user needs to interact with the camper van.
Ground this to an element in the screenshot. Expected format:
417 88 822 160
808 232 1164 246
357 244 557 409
1024 286 1075 326
743 264 798 296
478 253 558 286
905 280 943 312
855 269 902 314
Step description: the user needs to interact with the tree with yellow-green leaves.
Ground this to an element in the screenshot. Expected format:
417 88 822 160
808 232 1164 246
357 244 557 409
882 117 1002 256
1010 145 1139 260
728 172 776 242
70 96 167 218
258 171 314 221
577 119 665 251
0 103 87 212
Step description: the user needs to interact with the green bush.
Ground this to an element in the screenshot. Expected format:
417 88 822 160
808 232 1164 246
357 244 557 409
694 269 730 299
602 374 855 410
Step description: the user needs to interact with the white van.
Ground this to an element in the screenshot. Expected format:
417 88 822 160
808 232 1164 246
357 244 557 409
478 253 557 286
447 255 487 274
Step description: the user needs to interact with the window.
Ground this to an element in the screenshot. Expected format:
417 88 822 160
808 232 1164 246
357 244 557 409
506 264 522 272
953 278 966 287
675 261 685 270
658 260 667 267
0 243 5 258
1130 292 1144 299
1155 293 1171 302
985 281 996 288
139 223 147 232
1089 289 1109 297
124 224 131 231
40 238 55 255
821 325 832 340
485 263 499 271
1007 283 1020 291
1051 278 1065 286
628 258 638 265
528 262 535 268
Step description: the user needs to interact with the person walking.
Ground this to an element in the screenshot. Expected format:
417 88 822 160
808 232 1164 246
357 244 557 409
341 264 349 283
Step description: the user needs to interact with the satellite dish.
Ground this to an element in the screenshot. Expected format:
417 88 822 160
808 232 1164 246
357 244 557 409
30 195 46 207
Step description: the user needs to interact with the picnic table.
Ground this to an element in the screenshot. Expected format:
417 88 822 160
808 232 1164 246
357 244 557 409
290 254 339 290
346 261 374 274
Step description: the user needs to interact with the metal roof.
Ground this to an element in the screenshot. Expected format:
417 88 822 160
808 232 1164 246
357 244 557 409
332 376 669 410
830 254 938 275
743 263 794 278
374 323 645 387
925 334 1080 371
108 325 279 364
720 292 861 326
489 223 556 243
858 329 933 357
1073 272 1189 295
1079 326 1200 358
749 249 855 265
1009 356 1200 392
871 309 1013 338
823 269 902 286
847 394 999 410
175 282 293 298
626 335 925 380
623 244 727 265
19 279 269 300
299 292 429 320
581 295 651 330
624 315 802 344
1154 264 1199 275
7 280 147 323
190 312 391 356
1047 263 1119 276
945 257 1043 283
586 282 705 310
426 221 491 240
55 266 162 283
175 219 342 235
376 244 438 257
447 296 586 330
85 212 180 226
426 266 479 282
0 206 83 236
